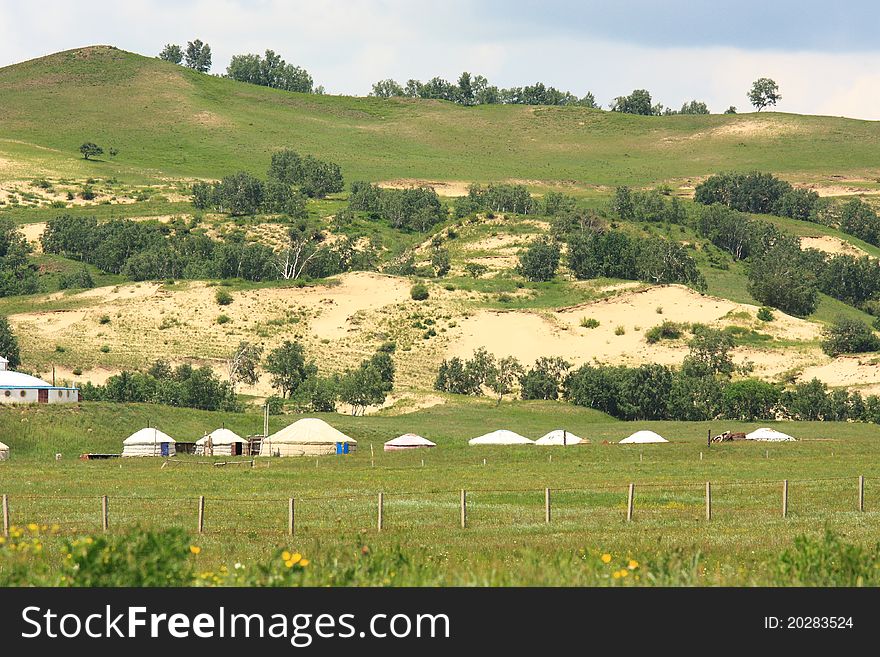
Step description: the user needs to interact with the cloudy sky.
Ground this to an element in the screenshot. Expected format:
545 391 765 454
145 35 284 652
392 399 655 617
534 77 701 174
2 0 879 118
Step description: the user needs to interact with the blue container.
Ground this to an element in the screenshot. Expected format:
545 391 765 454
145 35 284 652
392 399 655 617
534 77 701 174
335 442 350 455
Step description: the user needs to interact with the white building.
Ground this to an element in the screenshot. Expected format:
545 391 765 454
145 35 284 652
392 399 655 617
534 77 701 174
0 357 79 405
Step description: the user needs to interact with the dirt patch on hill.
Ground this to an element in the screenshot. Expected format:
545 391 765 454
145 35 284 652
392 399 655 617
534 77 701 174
192 110 232 128
705 119 804 139
798 357 880 394
378 179 471 197
20 222 45 248
800 235 870 258
447 284 821 378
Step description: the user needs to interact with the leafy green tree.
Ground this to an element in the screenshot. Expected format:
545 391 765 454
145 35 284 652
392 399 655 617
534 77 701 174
338 364 386 415
79 143 103 160
747 243 818 316
410 283 429 300
371 79 405 97
306 376 338 412
724 106 737 114
748 77 781 111
58 267 95 290
678 100 709 114
464 262 488 278
265 340 316 398
609 89 654 115
682 326 736 377
158 44 183 64
821 317 880 357
517 238 560 282
213 171 264 215
579 91 599 108
184 39 212 72
278 219 325 279
519 356 570 400
784 378 829 420
431 246 450 277
0 219 39 297
226 341 263 392
721 380 780 421
487 356 523 404
0 316 21 368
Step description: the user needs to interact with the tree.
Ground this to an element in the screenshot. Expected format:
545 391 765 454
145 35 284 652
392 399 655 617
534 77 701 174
487 356 523 404
431 246 450 277
579 91 599 109
464 262 488 278
265 340 316 398
724 106 737 114
158 44 183 64
278 219 324 280
721 380 779 421
678 100 709 115
682 326 736 378
184 39 212 72
821 317 880 357
517 238 560 282
519 356 570 400
79 143 103 160
371 79 405 97
0 316 21 368
748 78 781 111
747 244 818 316
226 341 263 392
338 364 386 415
610 89 654 115
213 171 264 215
0 219 39 297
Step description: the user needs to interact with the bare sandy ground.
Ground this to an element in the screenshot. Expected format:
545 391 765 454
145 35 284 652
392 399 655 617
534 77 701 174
800 357 880 395
448 285 821 378
800 235 870 257
378 179 471 197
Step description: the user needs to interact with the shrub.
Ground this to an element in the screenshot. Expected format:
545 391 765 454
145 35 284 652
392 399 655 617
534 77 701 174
517 238 560 282
757 306 774 322
580 317 600 329
614 325 626 336
99 315 111 324
821 317 880 357
215 288 233 306
72 368 82 376
99 345 110 353
410 283 429 301
774 530 880 586
217 314 232 325
645 321 684 344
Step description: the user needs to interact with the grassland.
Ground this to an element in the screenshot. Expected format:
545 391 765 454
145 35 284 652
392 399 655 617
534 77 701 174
3 46 880 189
1 401 879 584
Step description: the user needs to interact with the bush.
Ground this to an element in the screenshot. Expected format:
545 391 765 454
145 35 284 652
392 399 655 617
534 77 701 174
517 238 560 282
774 530 880 586
645 320 685 344
580 317 600 329
99 314 111 324
821 317 880 357
215 288 233 306
614 325 626 336
757 306 774 322
58 267 95 290
217 314 232 325
99 345 110 353
410 283 429 301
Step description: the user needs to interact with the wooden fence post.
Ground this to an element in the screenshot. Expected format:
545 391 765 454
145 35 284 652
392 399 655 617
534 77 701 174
101 495 109 531
197 495 205 534
705 482 711 521
858 475 865 512
377 492 384 532
460 489 467 529
2 494 8 538
288 498 295 536
545 487 551 524
782 480 788 518
626 483 635 522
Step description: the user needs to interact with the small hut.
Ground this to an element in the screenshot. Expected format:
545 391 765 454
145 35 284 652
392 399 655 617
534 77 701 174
0 441 8 461
122 428 176 457
384 433 436 451
196 428 247 456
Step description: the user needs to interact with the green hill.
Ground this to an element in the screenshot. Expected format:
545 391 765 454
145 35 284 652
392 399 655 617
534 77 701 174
2 45 880 188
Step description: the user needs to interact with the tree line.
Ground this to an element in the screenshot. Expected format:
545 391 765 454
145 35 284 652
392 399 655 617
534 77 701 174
437 323 878 423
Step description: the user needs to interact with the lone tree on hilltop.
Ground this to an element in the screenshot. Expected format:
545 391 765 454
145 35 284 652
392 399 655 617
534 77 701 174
748 78 781 111
79 143 103 160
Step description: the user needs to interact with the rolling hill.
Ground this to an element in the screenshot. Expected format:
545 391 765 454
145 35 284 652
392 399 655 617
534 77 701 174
3 45 880 404
2 45 880 189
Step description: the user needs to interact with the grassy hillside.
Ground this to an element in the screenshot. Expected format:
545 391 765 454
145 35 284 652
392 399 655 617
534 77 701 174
2 46 880 188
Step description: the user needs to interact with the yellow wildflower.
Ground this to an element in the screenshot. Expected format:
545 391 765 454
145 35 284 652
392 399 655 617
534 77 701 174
612 571 622 579
300 559 310 567
600 553 612 564
628 559 639 570
190 545 201 555
27 523 39 533
282 551 292 561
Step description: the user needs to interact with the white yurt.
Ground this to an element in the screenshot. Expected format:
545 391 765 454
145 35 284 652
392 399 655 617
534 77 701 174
619 430 668 444
0 356 79 405
260 418 356 457
745 427 796 442
535 429 585 446
196 428 246 456
0 441 8 461
384 433 436 451
468 429 534 446
122 427 176 457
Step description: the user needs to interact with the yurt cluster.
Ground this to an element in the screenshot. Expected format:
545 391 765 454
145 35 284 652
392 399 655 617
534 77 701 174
111 419 796 459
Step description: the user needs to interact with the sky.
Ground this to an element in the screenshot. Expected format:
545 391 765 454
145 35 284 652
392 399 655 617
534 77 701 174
2 0 880 119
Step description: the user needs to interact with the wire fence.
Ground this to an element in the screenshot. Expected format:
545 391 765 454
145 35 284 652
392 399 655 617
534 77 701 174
1 474 870 538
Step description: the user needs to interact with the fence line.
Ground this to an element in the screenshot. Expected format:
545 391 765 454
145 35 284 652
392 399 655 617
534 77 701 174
1 474 869 536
